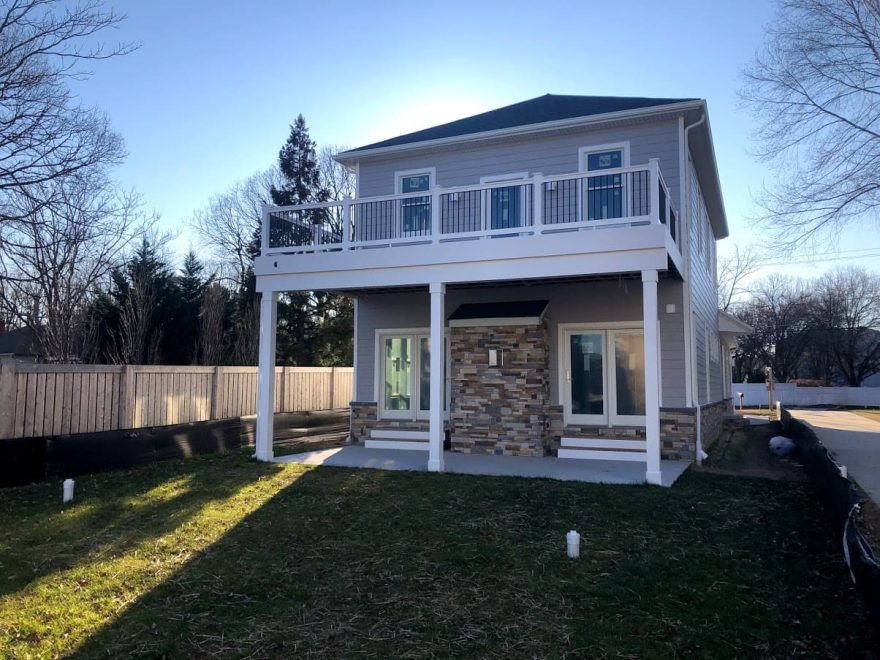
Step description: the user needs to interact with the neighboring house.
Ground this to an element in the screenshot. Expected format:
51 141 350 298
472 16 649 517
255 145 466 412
0 326 43 363
254 94 741 484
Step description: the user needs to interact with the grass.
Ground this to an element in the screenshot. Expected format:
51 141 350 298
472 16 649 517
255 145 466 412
0 451 876 658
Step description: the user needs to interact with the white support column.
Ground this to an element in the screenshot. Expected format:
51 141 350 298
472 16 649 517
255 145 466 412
642 270 662 485
648 158 660 223
428 282 446 472
255 290 278 462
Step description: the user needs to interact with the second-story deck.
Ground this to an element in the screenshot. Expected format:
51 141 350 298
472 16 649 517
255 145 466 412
255 159 682 292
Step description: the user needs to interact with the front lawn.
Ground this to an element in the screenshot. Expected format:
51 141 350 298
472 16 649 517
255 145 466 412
0 451 874 658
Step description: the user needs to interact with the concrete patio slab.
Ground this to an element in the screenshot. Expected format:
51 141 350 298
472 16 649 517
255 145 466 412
275 446 691 487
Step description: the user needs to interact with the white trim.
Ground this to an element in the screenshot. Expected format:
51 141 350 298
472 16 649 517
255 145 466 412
365 439 428 451
395 167 436 191
558 321 647 427
369 429 429 441
578 142 631 171
608 328 648 426
448 316 542 328
480 172 530 184
558 448 646 462
334 100 706 162
352 296 359 401
375 328 430 421
561 437 647 450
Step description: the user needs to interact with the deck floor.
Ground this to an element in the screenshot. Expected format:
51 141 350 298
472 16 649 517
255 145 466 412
275 446 690 487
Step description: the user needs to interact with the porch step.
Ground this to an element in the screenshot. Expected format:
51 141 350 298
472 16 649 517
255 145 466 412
558 436 647 462
365 429 429 451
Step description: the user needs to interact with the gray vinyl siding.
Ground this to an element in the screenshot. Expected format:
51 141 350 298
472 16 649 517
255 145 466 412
355 119 682 213
354 278 687 407
687 157 724 404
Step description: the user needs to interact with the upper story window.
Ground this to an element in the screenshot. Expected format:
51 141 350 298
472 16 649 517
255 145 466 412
395 168 435 236
480 172 529 230
579 143 630 221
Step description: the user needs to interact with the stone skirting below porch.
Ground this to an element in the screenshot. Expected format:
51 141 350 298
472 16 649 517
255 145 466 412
700 399 730 451
350 402 432 443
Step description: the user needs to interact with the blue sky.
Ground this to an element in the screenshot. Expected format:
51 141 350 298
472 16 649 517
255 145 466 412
71 0 880 278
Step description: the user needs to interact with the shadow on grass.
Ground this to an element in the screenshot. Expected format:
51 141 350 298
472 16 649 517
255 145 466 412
0 451 282 601
58 462 878 658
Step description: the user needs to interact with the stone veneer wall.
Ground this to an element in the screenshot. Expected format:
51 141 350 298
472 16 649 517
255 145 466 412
350 401 432 443
700 399 729 451
659 408 697 460
450 323 549 456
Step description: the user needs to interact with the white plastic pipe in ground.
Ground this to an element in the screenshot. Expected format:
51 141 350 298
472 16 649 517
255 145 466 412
566 530 581 559
62 478 74 503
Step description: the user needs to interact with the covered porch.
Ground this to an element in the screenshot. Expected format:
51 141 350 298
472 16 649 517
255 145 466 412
254 268 672 485
274 445 690 487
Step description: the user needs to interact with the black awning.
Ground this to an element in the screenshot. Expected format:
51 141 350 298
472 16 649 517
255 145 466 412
448 300 549 322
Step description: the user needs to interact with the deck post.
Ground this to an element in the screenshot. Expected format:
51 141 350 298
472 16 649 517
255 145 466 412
255 290 278 461
642 269 662 485
428 282 446 472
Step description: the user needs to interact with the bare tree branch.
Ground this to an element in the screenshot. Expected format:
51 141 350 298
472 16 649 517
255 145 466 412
741 0 880 245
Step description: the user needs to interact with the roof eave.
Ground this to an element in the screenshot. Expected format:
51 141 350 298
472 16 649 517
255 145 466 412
333 99 707 164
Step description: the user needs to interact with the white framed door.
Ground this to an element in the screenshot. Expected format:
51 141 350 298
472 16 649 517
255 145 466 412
376 330 447 421
562 328 608 425
608 329 646 425
560 323 646 426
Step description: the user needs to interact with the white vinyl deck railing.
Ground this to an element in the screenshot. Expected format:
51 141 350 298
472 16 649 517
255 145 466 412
262 159 679 256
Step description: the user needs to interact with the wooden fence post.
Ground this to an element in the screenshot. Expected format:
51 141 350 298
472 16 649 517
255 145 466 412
279 366 288 413
211 366 225 420
118 365 135 430
330 366 336 409
0 356 17 439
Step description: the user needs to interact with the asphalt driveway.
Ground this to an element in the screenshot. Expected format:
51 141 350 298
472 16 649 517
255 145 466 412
791 409 880 503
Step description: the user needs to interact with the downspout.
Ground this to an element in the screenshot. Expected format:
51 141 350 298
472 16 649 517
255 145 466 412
682 112 707 464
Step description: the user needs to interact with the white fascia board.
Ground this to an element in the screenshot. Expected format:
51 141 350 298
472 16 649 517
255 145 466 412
700 112 729 240
333 101 706 164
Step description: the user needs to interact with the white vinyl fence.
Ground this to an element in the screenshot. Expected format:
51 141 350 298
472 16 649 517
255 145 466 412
732 382 879 408
0 359 353 440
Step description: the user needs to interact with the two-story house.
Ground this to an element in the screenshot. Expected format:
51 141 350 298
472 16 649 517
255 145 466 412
253 94 742 485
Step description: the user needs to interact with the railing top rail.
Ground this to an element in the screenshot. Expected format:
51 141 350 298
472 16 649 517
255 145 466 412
267 165 658 214
269 200 346 213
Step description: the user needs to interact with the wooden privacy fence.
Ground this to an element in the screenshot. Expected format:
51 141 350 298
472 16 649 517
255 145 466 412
0 359 353 440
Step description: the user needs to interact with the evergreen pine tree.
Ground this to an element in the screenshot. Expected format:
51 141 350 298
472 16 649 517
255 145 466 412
175 251 211 363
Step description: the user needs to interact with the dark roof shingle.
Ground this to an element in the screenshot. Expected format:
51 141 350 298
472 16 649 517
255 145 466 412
347 94 697 153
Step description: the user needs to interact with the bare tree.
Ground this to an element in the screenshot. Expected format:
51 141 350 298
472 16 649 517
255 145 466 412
717 244 763 310
813 266 880 385
190 168 279 289
741 0 880 244
318 145 355 200
109 268 160 365
0 0 136 219
196 282 226 365
0 173 147 362
732 274 814 381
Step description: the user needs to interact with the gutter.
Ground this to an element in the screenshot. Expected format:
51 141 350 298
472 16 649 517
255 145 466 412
683 112 707 465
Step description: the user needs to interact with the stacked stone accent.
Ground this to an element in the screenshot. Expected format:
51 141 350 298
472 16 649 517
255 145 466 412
659 407 697 460
349 401 431 443
450 323 549 456
700 400 729 451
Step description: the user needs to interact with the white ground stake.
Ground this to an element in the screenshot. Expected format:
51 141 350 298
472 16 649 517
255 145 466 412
62 478 74 503
566 530 581 559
